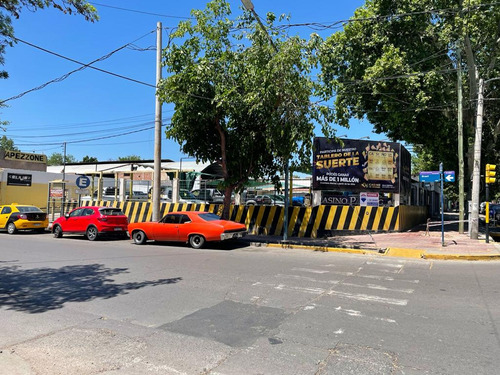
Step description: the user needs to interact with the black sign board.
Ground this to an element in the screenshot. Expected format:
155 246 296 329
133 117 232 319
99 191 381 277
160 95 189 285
313 137 411 193
7 173 32 186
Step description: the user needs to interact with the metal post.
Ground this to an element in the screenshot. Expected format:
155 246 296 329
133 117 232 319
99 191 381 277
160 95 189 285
61 142 66 217
486 183 490 243
152 22 163 222
470 78 484 239
457 44 465 234
440 162 444 247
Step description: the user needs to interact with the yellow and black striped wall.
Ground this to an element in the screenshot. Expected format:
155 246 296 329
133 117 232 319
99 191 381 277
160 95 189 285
80 201 428 238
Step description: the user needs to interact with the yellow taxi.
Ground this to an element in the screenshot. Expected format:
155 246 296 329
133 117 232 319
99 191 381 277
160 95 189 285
0 203 49 234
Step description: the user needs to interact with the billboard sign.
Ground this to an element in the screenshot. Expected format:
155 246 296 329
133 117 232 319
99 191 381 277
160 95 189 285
7 173 32 186
313 137 411 193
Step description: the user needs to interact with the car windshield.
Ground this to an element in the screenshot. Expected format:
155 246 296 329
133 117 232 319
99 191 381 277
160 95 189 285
180 190 197 199
17 206 42 213
199 213 221 221
99 208 125 216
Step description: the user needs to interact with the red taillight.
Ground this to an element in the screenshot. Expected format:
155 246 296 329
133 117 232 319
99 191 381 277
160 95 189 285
19 214 27 220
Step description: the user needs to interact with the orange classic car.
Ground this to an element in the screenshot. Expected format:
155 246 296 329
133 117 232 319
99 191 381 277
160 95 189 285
127 211 247 248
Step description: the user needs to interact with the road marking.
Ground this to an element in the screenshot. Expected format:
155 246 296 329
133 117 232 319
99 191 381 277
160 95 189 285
292 267 330 274
335 306 397 323
341 282 414 294
334 329 344 334
253 282 325 294
275 284 325 294
366 261 403 268
328 290 408 306
275 273 340 285
328 271 420 284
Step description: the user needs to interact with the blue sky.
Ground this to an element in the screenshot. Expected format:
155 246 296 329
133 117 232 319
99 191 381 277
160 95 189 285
1 0 375 162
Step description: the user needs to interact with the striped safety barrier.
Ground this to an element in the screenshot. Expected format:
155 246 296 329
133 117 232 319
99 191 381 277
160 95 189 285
81 201 426 238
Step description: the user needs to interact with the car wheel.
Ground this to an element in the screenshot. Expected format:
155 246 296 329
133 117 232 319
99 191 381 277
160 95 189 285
189 234 205 249
132 230 147 245
7 222 17 235
86 226 98 241
53 225 63 238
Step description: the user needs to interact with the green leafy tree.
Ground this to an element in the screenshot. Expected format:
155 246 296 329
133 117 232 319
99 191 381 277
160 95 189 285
159 0 334 218
117 155 141 161
0 135 17 150
318 0 500 191
82 155 98 163
46 152 76 166
1 1 98 80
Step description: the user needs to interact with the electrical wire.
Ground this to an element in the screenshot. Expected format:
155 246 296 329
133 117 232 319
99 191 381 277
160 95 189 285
89 2 192 20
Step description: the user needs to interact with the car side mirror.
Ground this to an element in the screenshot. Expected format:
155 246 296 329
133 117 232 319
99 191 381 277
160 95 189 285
65 214 70 218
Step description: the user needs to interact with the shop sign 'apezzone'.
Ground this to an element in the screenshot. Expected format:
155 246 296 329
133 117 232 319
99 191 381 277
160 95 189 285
313 137 411 194
3 150 47 164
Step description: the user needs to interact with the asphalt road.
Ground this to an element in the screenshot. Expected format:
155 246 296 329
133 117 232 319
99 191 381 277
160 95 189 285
1 232 500 374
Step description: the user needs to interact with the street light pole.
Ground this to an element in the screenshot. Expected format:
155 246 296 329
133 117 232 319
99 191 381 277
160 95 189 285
241 0 290 242
152 22 163 222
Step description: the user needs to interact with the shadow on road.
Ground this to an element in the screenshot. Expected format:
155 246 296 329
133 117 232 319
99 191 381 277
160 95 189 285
0 264 182 314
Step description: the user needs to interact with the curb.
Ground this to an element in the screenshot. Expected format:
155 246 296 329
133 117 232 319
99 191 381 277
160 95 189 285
248 241 500 261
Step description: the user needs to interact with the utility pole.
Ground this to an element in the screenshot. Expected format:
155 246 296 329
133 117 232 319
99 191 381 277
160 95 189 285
457 45 465 234
470 78 484 239
241 0 290 241
61 141 66 216
152 22 162 222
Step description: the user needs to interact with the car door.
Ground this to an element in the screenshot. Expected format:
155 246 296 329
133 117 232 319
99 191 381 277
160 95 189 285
176 214 194 241
64 208 85 232
153 214 181 241
0 206 12 229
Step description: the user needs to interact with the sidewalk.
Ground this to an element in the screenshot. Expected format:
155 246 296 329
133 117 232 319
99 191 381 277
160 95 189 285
243 220 500 261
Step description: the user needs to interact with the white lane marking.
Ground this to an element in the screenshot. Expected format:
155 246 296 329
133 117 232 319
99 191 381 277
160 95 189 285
276 273 340 285
275 284 325 294
292 267 330 274
303 304 316 310
366 261 403 268
329 271 420 284
252 282 326 294
334 329 344 334
341 282 414 294
335 306 397 323
328 290 408 306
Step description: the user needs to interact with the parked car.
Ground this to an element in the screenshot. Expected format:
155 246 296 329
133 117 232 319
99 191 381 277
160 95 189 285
148 186 205 203
126 191 149 201
0 203 48 234
489 204 500 222
52 206 129 241
128 211 247 248
191 188 225 203
246 195 273 205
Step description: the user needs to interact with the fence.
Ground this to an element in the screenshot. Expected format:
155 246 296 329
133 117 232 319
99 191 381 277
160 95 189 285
80 200 428 238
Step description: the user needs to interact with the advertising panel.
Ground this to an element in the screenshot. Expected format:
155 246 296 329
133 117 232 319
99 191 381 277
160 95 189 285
7 173 32 186
313 137 410 193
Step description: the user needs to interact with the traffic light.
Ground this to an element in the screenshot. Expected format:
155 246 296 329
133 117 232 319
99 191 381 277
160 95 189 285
485 164 497 184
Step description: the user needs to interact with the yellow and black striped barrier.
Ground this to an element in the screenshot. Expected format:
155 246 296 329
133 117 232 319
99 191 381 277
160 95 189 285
82 201 427 238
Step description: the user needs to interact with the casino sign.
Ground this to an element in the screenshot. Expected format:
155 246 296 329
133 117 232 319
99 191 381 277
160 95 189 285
313 137 411 194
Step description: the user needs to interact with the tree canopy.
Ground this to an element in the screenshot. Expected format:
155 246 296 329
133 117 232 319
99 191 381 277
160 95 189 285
318 0 500 181
0 134 17 150
46 152 76 165
0 1 98 80
159 0 334 216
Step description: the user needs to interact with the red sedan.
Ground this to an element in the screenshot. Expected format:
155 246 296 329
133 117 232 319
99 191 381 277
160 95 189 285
128 211 247 248
52 206 129 241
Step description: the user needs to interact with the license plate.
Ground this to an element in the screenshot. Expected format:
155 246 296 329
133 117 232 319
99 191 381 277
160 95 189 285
114 228 122 231
33 223 41 226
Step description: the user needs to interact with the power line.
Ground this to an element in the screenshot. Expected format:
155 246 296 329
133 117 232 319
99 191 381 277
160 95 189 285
89 2 192 20
1 31 157 106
